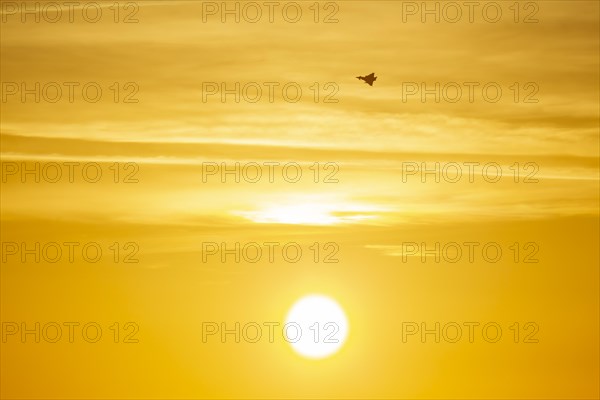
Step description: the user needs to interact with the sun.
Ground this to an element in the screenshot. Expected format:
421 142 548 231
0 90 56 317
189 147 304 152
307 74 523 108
284 295 349 359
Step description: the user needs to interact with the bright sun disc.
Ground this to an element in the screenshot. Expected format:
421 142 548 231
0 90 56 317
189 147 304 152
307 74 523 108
285 295 349 359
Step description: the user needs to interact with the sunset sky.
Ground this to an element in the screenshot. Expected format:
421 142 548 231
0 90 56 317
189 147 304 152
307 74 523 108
1 1 599 398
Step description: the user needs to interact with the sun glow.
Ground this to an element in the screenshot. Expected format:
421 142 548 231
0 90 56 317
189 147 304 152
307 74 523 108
236 201 379 226
285 295 349 359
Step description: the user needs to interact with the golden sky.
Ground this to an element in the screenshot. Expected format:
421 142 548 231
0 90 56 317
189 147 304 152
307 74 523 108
1 1 599 398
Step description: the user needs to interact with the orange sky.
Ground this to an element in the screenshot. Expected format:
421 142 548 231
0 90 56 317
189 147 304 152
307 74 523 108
1 1 599 398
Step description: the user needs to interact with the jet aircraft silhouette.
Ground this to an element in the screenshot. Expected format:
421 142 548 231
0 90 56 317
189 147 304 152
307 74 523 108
357 72 377 86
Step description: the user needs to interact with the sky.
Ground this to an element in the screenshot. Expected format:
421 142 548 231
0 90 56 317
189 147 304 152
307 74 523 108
1 1 599 399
